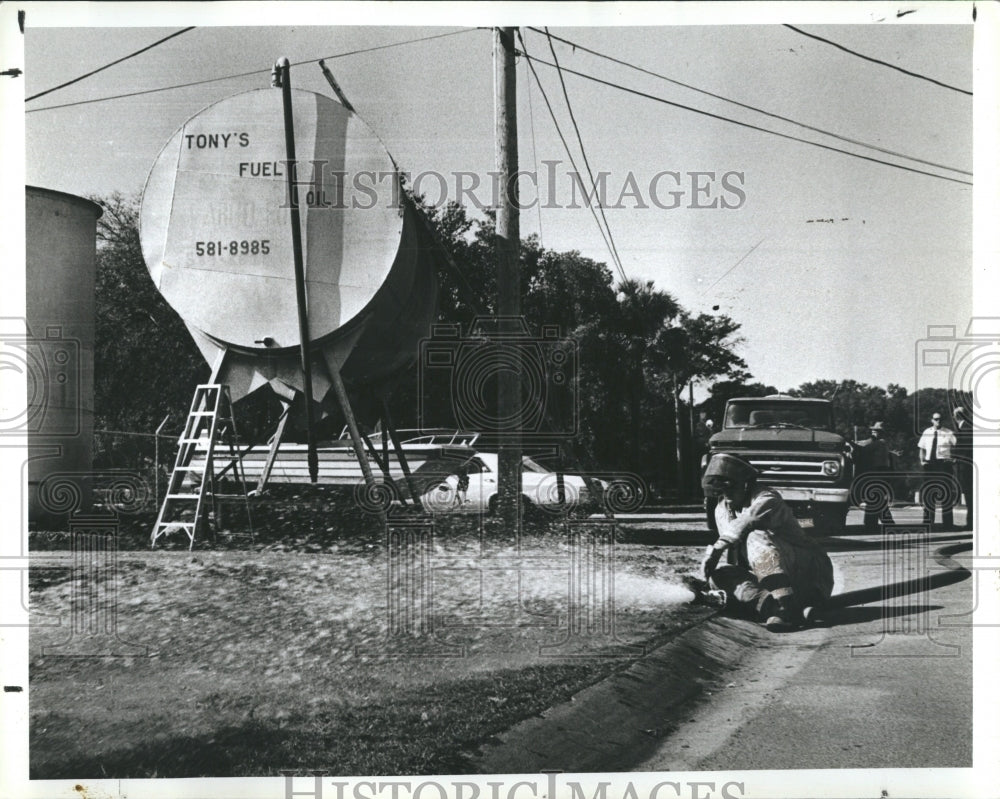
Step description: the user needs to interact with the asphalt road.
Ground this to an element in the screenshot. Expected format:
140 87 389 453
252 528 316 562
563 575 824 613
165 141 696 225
474 505 976 773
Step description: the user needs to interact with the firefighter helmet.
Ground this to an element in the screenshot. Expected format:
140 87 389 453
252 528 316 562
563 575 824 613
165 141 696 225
701 453 757 495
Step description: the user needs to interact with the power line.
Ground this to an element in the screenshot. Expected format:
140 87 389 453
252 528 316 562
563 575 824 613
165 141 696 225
518 32 627 283
544 28 627 281
783 24 972 96
28 65 273 113
26 28 478 114
517 50 972 188
520 35 626 282
26 27 196 103
523 55 544 248
702 238 765 294
530 27 970 178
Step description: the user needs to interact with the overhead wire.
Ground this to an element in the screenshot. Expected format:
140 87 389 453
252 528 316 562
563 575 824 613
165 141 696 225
26 28 479 113
543 28 627 283
702 238 765 295
783 24 972 96
26 26 196 103
515 49 972 188
517 31 628 283
523 53 544 249
530 27 971 178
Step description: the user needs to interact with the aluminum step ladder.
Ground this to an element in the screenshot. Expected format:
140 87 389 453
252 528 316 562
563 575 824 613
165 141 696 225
151 384 254 549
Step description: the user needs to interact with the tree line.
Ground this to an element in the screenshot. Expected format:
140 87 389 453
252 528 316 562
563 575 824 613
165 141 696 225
91 193 958 499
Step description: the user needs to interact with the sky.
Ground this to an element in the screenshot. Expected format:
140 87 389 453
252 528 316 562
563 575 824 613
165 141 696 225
5 3 986 396
3 7 1000 798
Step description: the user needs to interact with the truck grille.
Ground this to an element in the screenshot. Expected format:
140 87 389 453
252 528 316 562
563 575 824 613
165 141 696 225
746 453 840 484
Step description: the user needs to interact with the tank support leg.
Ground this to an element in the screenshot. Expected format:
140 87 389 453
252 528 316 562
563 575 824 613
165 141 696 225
361 431 405 503
329 368 384 521
208 347 228 384
256 400 292 494
382 400 422 506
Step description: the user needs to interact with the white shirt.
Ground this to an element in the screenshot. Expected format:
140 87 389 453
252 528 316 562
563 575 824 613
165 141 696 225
918 425 957 463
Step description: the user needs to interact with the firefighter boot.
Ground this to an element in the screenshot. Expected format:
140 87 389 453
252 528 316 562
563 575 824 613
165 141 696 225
762 594 804 633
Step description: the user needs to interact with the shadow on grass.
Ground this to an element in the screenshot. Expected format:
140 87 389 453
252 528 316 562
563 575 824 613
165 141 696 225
30 661 641 779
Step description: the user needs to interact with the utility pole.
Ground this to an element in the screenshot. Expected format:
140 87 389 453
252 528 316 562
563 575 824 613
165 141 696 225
275 57 318 483
689 381 698 498
673 376 683 497
494 27 521 530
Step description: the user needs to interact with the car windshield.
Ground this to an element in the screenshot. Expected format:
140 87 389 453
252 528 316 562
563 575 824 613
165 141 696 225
725 401 833 430
471 456 489 473
521 456 550 473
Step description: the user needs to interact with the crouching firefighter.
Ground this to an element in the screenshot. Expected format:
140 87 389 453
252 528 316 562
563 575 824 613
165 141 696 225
700 453 835 632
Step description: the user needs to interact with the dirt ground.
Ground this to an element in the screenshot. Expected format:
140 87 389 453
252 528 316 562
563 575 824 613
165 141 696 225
29 504 711 778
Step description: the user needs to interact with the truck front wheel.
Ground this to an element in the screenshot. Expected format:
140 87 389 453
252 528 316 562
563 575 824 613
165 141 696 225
812 504 848 535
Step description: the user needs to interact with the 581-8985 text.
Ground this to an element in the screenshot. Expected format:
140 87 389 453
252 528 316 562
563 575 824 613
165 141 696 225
195 239 271 256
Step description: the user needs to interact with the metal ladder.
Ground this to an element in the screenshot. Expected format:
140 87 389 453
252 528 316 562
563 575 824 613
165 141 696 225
151 384 254 549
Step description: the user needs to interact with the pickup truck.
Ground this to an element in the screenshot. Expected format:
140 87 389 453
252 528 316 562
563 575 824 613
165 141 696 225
702 395 853 534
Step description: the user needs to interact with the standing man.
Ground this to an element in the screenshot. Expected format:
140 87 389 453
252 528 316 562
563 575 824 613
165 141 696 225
700 453 834 632
917 412 957 529
952 406 974 531
854 421 896 531
453 460 470 507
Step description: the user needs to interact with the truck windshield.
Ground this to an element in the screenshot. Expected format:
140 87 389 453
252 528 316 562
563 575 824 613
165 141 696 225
725 402 833 430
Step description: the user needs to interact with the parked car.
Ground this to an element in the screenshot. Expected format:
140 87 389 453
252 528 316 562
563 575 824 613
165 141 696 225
418 452 606 517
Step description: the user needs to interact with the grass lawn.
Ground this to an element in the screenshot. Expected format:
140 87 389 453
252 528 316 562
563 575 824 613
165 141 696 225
29 492 710 777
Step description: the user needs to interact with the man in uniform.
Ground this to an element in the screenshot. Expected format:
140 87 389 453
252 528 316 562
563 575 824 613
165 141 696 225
952 406 974 530
700 453 834 632
854 421 896 532
917 412 957 529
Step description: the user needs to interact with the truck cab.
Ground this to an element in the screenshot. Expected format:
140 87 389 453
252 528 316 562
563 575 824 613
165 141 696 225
703 395 853 534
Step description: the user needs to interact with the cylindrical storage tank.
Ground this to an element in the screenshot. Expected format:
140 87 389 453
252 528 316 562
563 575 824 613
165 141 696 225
139 88 438 411
24 186 102 528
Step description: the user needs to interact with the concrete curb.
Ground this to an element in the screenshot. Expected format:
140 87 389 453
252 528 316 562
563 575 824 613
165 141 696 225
469 614 769 773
